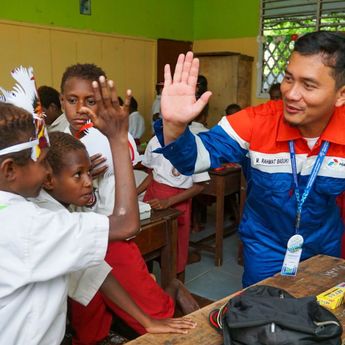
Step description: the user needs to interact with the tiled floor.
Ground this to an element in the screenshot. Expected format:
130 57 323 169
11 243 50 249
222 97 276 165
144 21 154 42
185 234 243 301
137 169 244 302
153 204 244 302
185 206 244 302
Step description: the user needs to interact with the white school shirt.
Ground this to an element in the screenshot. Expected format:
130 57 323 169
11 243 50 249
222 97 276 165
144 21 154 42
48 113 69 133
0 190 109 345
64 126 140 216
128 111 145 139
32 190 112 305
142 136 210 189
189 121 209 134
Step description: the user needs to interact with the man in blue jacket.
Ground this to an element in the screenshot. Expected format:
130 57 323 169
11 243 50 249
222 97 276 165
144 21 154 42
155 31 345 287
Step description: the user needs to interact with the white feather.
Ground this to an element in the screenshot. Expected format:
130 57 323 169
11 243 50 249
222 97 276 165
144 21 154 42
0 66 37 114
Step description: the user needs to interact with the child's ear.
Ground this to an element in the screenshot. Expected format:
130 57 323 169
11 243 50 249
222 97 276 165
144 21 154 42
59 94 65 111
0 158 17 181
42 171 55 191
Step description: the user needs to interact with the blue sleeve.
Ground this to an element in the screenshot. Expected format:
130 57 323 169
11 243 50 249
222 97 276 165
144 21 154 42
154 119 248 175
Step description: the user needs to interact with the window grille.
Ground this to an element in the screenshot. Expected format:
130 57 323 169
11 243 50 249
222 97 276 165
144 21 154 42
257 0 345 97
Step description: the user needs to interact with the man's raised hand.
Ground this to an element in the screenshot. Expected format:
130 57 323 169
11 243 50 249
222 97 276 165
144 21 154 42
161 52 212 135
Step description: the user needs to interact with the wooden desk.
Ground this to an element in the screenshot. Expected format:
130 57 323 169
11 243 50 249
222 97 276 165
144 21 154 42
134 208 180 288
127 255 345 345
191 165 241 266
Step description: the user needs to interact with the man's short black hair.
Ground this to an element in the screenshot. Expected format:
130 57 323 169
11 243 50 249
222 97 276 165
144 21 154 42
294 31 345 89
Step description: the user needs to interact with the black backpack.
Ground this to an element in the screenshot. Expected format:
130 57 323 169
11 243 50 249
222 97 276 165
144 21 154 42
209 285 342 345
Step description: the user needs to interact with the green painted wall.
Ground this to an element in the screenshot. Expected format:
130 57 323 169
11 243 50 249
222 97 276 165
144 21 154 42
0 0 260 40
0 0 194 40
193 0 260 39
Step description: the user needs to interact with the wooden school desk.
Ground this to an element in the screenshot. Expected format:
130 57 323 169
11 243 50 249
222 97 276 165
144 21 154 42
127 255 345 345
134 208 180 289
191 165 241 266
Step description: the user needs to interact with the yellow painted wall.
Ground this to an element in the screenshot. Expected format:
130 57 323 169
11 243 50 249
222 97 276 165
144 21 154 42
194 37 269 106
0 20 156 142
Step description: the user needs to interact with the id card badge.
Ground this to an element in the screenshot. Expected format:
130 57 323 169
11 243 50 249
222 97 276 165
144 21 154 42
281 234 304 276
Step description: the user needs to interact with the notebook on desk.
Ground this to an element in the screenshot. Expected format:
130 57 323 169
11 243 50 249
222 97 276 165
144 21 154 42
139 201 151 220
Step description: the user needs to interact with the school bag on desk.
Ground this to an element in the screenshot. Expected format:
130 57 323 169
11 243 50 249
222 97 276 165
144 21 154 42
209 285 342 345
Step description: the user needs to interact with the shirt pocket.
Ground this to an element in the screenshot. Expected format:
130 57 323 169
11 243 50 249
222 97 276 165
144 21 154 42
251 171 292 208
314 177 344 195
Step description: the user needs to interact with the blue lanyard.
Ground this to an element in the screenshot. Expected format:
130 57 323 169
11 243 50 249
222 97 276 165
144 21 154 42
289 140 330 233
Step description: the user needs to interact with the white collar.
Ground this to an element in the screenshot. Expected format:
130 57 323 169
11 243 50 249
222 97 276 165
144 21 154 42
0 190 27 205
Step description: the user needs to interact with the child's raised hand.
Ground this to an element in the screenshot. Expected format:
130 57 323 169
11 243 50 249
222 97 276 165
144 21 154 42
90 153 108 179
161 52 212 125
144 316 197 334
80 76 131 139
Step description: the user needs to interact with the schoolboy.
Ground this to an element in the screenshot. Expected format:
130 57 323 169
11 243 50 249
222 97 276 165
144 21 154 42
155 31 345 287
59 63 200 343
37 85 68 132
137 135 208 276
0 72 140 345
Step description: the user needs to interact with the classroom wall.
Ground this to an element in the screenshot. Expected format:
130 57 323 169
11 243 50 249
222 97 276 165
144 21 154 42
1 0 194 40
193 0 260 40
0 1 265 141
194 37 262 106
193 0 263 106
0 20 156 141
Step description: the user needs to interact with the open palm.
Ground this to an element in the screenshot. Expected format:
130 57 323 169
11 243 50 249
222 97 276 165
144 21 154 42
161 52 212 125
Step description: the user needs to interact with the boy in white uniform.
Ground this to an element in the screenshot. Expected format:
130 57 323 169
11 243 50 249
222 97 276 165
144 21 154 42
59 63 200 343
0 68 140 345
137 134 210 277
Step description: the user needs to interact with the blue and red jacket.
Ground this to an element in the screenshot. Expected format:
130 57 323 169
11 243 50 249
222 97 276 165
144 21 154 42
155 100 345 287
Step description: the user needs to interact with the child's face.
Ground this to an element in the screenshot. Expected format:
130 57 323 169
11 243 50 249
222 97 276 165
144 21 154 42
15 149 49 198
60 77 98 137
50 148 93 206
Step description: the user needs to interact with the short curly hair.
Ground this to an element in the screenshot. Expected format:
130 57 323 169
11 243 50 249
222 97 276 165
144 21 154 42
0 102 36 165
37 85 61 109
47 131 86 175
60 63 107 93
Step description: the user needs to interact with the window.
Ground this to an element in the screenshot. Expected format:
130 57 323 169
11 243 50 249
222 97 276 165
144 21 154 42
257 0 345 97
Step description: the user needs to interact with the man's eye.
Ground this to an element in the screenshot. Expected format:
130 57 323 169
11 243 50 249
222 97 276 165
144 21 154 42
304 83 315 90
283 75 292 83
74 172 81 178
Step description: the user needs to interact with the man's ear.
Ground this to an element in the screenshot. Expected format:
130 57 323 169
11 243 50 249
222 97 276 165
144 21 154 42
0 158 17 181
42 171 55 191
335 85 345 107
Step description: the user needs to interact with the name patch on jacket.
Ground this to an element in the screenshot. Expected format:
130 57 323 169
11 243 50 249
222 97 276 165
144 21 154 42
254 156 290 166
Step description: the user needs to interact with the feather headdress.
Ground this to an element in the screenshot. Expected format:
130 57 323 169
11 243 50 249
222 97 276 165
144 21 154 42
0 66 49 160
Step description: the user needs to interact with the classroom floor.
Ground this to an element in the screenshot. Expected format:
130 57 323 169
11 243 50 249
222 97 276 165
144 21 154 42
153 203 244 302
184 205 244 302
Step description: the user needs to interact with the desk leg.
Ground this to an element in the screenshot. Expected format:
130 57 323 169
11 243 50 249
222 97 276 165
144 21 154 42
160 217 178 288
215 178 225 266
